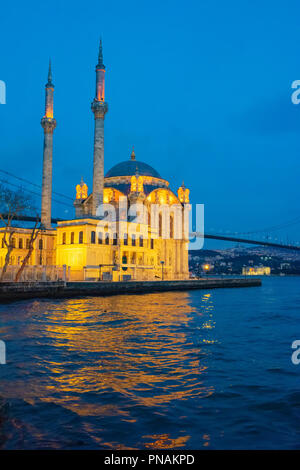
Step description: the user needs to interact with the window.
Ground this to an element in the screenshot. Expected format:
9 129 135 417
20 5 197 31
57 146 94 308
105 233 110 245
150 239 154 249
39 239 43 250
91 231 96 244
70 232 74 244
1 239 4 248
12 238 16 248
26 239 30 249
139 235 143 247
19 238 23 249
170 215 174 239
159 213 162 238
62 233 66 245
98 232 103 244
79 231 83 244
132 234 136 246
113 233 118 245
123 233 128 246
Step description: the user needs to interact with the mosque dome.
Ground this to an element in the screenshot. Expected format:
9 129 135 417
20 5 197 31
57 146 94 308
105 160 162 179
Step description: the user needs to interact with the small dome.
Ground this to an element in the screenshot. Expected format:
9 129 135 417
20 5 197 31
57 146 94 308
105 160 162 179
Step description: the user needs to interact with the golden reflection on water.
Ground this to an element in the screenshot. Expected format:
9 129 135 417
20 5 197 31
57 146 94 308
0 291 216 448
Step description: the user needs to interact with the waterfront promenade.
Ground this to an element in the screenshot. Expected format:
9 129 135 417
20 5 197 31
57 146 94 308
0 278 261 302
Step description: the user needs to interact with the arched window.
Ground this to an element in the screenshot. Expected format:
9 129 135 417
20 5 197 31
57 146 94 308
105 233 110 245
139 235 143 247
79 231 83 244
91 231 96 244
170 215 174 239
19 238 23 249
98 232 103 244
131 234 136 246
113 233 118 245
159 213 162 238
70 232 74 244
39 239 43 250
62 233 66 245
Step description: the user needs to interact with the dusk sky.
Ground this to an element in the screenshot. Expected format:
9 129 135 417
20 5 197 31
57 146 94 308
1 0 300 248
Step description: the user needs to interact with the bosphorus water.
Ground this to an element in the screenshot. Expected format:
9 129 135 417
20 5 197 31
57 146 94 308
0 277 299 449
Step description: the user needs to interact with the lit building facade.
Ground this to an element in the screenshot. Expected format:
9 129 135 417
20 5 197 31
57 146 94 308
242 266 271 276
0 42 190 281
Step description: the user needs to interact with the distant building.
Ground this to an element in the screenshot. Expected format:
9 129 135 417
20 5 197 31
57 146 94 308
242 266 271 276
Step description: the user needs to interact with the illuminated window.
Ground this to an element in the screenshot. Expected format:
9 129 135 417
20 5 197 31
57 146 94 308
71 232 74 244
113 233 118 245
19 238 23 249
91 231 96 244
79 231 83 244
26 239 30 249
105 233 110 245
139 235 143 247
98 232 103 244
62 233 66 245
39 239 43 250
150 239 154 249
132 234 136 246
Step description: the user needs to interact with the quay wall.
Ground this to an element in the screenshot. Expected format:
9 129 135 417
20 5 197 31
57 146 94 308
0 278 261 302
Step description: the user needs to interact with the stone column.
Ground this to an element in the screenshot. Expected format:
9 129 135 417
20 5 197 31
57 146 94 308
91 102 107 215
40 63 56 229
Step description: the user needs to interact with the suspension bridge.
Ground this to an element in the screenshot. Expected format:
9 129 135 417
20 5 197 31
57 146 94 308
1 168 300 252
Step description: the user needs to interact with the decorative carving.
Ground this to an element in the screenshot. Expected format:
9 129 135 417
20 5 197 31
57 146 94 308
91 100 108 119
41 117 56 134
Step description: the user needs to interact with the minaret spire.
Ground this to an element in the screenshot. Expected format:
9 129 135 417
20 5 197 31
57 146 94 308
97 38 105 69
91 39 108 216
47 59 53 86
41 61 56 229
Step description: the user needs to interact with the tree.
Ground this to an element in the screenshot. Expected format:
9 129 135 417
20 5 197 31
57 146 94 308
0 184 40 281
15 216 40 282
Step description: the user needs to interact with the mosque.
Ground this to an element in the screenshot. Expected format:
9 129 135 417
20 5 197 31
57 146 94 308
0 42 191 281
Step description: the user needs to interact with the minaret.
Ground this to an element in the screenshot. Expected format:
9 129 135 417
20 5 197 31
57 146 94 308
41 61 56 229
91 39 108 216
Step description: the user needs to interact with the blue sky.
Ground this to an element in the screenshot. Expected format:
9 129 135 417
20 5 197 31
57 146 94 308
1 0 300 248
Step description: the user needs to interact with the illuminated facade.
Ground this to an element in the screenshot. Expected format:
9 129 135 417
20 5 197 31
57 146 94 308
0 41 190 281
242 266 271 276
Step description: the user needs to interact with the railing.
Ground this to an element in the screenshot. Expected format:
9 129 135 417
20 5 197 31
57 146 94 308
0 265 66 282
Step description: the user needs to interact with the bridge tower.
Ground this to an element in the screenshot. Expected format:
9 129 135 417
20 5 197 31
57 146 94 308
91 39 108 216
41 61 56 229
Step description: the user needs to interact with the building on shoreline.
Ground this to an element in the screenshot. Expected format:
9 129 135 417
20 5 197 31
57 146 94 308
0 42 190 281
242 266 271 276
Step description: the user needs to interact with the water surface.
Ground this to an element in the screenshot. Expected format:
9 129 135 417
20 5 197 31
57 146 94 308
0 277 299 449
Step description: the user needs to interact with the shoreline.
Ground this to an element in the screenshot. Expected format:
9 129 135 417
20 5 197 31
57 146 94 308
0 278 262 303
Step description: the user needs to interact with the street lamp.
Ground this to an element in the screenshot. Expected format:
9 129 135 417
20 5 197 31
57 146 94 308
203 263 210 278
160 260 165 281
